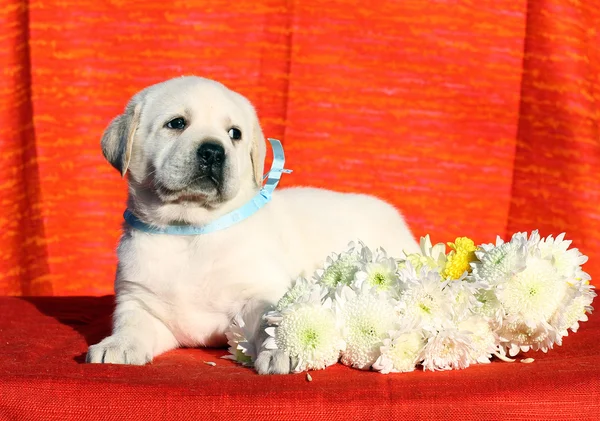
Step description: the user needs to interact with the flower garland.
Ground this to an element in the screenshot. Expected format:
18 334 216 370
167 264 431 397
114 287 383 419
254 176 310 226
224 231 595 374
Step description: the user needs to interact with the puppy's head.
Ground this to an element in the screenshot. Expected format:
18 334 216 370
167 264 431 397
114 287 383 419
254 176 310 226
101 77 266 218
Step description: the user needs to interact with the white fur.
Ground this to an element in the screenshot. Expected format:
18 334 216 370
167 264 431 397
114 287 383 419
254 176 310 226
87 76 419 374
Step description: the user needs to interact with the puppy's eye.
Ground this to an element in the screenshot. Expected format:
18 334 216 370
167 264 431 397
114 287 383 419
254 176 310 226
166 117 186 130
228 127 242 140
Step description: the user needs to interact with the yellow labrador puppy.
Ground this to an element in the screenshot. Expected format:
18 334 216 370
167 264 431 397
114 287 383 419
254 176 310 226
86 76 419 374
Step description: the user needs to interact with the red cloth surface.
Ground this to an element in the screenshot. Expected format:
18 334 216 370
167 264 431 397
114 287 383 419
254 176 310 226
1 296 599 420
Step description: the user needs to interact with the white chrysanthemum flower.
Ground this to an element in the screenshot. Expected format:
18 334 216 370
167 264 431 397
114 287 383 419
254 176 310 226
499 319 559 356
471 237 527 286
575 267 592 283
276 277 327 311
446 278 482 321
458 315 498 364
494 254 568 354
498 256 567 325
511 230 541 252
549 280 596 336
471 231 589 355
265 299 345 372
399 235 447 272
336 286 398 370
354 257 399 293
355 241 389 263
538 233 588 279
420 327 473 371
473 288 504 328
372 329 425 374
316 251 362 290
223 314 256 366
396 264 452 331
471 230 596 356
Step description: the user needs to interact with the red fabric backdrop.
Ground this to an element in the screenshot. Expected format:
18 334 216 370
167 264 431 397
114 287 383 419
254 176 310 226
0 0 599 296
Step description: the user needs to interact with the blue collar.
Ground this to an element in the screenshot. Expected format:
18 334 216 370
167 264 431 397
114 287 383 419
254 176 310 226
123 138 291 235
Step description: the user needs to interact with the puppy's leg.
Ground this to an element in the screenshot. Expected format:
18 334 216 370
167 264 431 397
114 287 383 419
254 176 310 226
241 299 295 375
254 325 295 375
87 298 177 365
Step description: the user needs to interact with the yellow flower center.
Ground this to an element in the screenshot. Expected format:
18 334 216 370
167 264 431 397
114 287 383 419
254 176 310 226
441 237 477 280
301 328 319 349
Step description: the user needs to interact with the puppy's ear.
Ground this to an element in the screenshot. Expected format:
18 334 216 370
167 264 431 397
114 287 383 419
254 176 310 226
101 100 142 177
249 109 267 187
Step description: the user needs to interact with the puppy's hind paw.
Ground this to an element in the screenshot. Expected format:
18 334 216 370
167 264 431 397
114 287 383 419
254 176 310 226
254 349 293 375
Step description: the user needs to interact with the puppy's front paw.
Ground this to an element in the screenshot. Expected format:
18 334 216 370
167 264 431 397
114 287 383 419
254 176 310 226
254 349 293 375
86 335 152 365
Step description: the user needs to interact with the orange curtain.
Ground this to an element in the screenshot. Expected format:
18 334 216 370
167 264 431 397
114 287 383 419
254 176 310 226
0 0 598 296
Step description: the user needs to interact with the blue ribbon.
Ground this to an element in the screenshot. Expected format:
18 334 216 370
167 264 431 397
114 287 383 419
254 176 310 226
123 138 291 235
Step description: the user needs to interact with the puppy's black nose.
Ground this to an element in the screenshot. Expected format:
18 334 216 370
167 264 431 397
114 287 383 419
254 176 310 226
197 143 225 166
